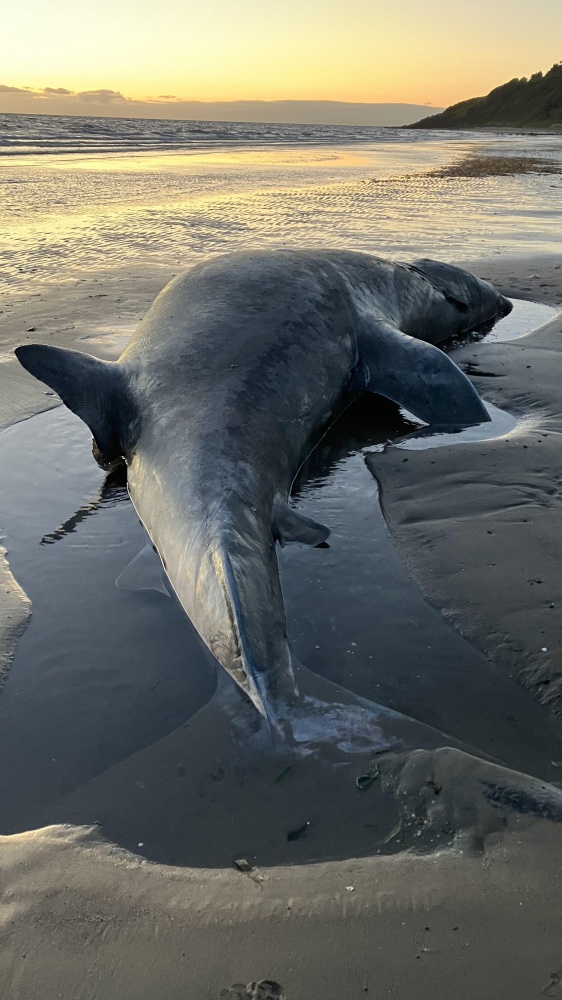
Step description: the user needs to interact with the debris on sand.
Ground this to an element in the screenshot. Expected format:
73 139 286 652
356 763 381 791
233 858 253 873
429 154 562 178
233 859 264 886
218 981 285 1000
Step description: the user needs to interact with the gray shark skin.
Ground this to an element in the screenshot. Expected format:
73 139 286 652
15 250 511 726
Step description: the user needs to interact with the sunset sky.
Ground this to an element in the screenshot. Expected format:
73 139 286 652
2 0 561 112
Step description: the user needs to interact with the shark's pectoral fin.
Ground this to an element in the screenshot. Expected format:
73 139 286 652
273 502 330 547
359 320 490 428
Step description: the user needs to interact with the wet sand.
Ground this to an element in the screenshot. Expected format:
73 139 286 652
369 253 562 716
0 266 168 429
1 253 562 998
2 388 562 843
2 758 562 1000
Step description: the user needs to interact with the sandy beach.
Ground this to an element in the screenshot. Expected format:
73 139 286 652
1 125 562 998
1 254 562 999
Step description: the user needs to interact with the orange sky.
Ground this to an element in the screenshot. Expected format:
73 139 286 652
2 0 561 108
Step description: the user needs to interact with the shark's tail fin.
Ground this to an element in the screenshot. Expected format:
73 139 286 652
15 344 135 469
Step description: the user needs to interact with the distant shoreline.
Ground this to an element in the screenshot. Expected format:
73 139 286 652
0 101 445 128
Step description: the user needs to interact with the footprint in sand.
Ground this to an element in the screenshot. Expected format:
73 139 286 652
217 981 285 999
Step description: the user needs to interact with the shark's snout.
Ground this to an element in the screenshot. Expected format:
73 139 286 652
500 295 513 318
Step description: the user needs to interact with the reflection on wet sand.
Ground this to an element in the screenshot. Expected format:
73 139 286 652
40 465 128 545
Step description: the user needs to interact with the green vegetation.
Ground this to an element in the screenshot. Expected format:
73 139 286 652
410 62 562 129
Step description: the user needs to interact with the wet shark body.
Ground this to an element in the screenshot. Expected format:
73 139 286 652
16 249 511 726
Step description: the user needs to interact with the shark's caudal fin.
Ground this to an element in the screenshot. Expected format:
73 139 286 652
15 344 134 468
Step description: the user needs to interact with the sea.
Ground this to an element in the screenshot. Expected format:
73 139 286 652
2 112 562 289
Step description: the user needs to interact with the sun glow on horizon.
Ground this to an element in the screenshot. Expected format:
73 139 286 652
3 0 562 111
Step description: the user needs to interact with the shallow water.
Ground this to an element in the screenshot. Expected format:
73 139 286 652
2 129 562 287
390 401 521 451
0 114 454 158
1 299 561 838
483 297 557 341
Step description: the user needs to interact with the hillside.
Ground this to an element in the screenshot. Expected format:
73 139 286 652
410 62 562 129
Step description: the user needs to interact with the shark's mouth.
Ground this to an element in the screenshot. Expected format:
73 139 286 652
442 303 512 349
465 313 502 338
463 292 513 338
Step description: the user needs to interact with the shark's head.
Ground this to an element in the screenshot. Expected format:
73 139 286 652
406 259 512 340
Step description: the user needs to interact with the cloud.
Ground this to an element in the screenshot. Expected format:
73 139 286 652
0 84 31 93
0 84 131 103
76 89 128 104
0 83 163 110
0 84 445 125
145 94 180 103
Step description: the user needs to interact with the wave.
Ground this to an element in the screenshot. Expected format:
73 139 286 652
0 112 430 157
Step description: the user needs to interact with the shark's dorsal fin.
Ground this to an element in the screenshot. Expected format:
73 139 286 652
359 320 490 428
15 344 134 468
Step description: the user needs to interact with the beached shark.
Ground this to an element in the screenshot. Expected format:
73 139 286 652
16 250 512 733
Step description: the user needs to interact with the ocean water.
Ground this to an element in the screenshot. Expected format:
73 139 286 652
0 113 451 157
1 113 562 288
